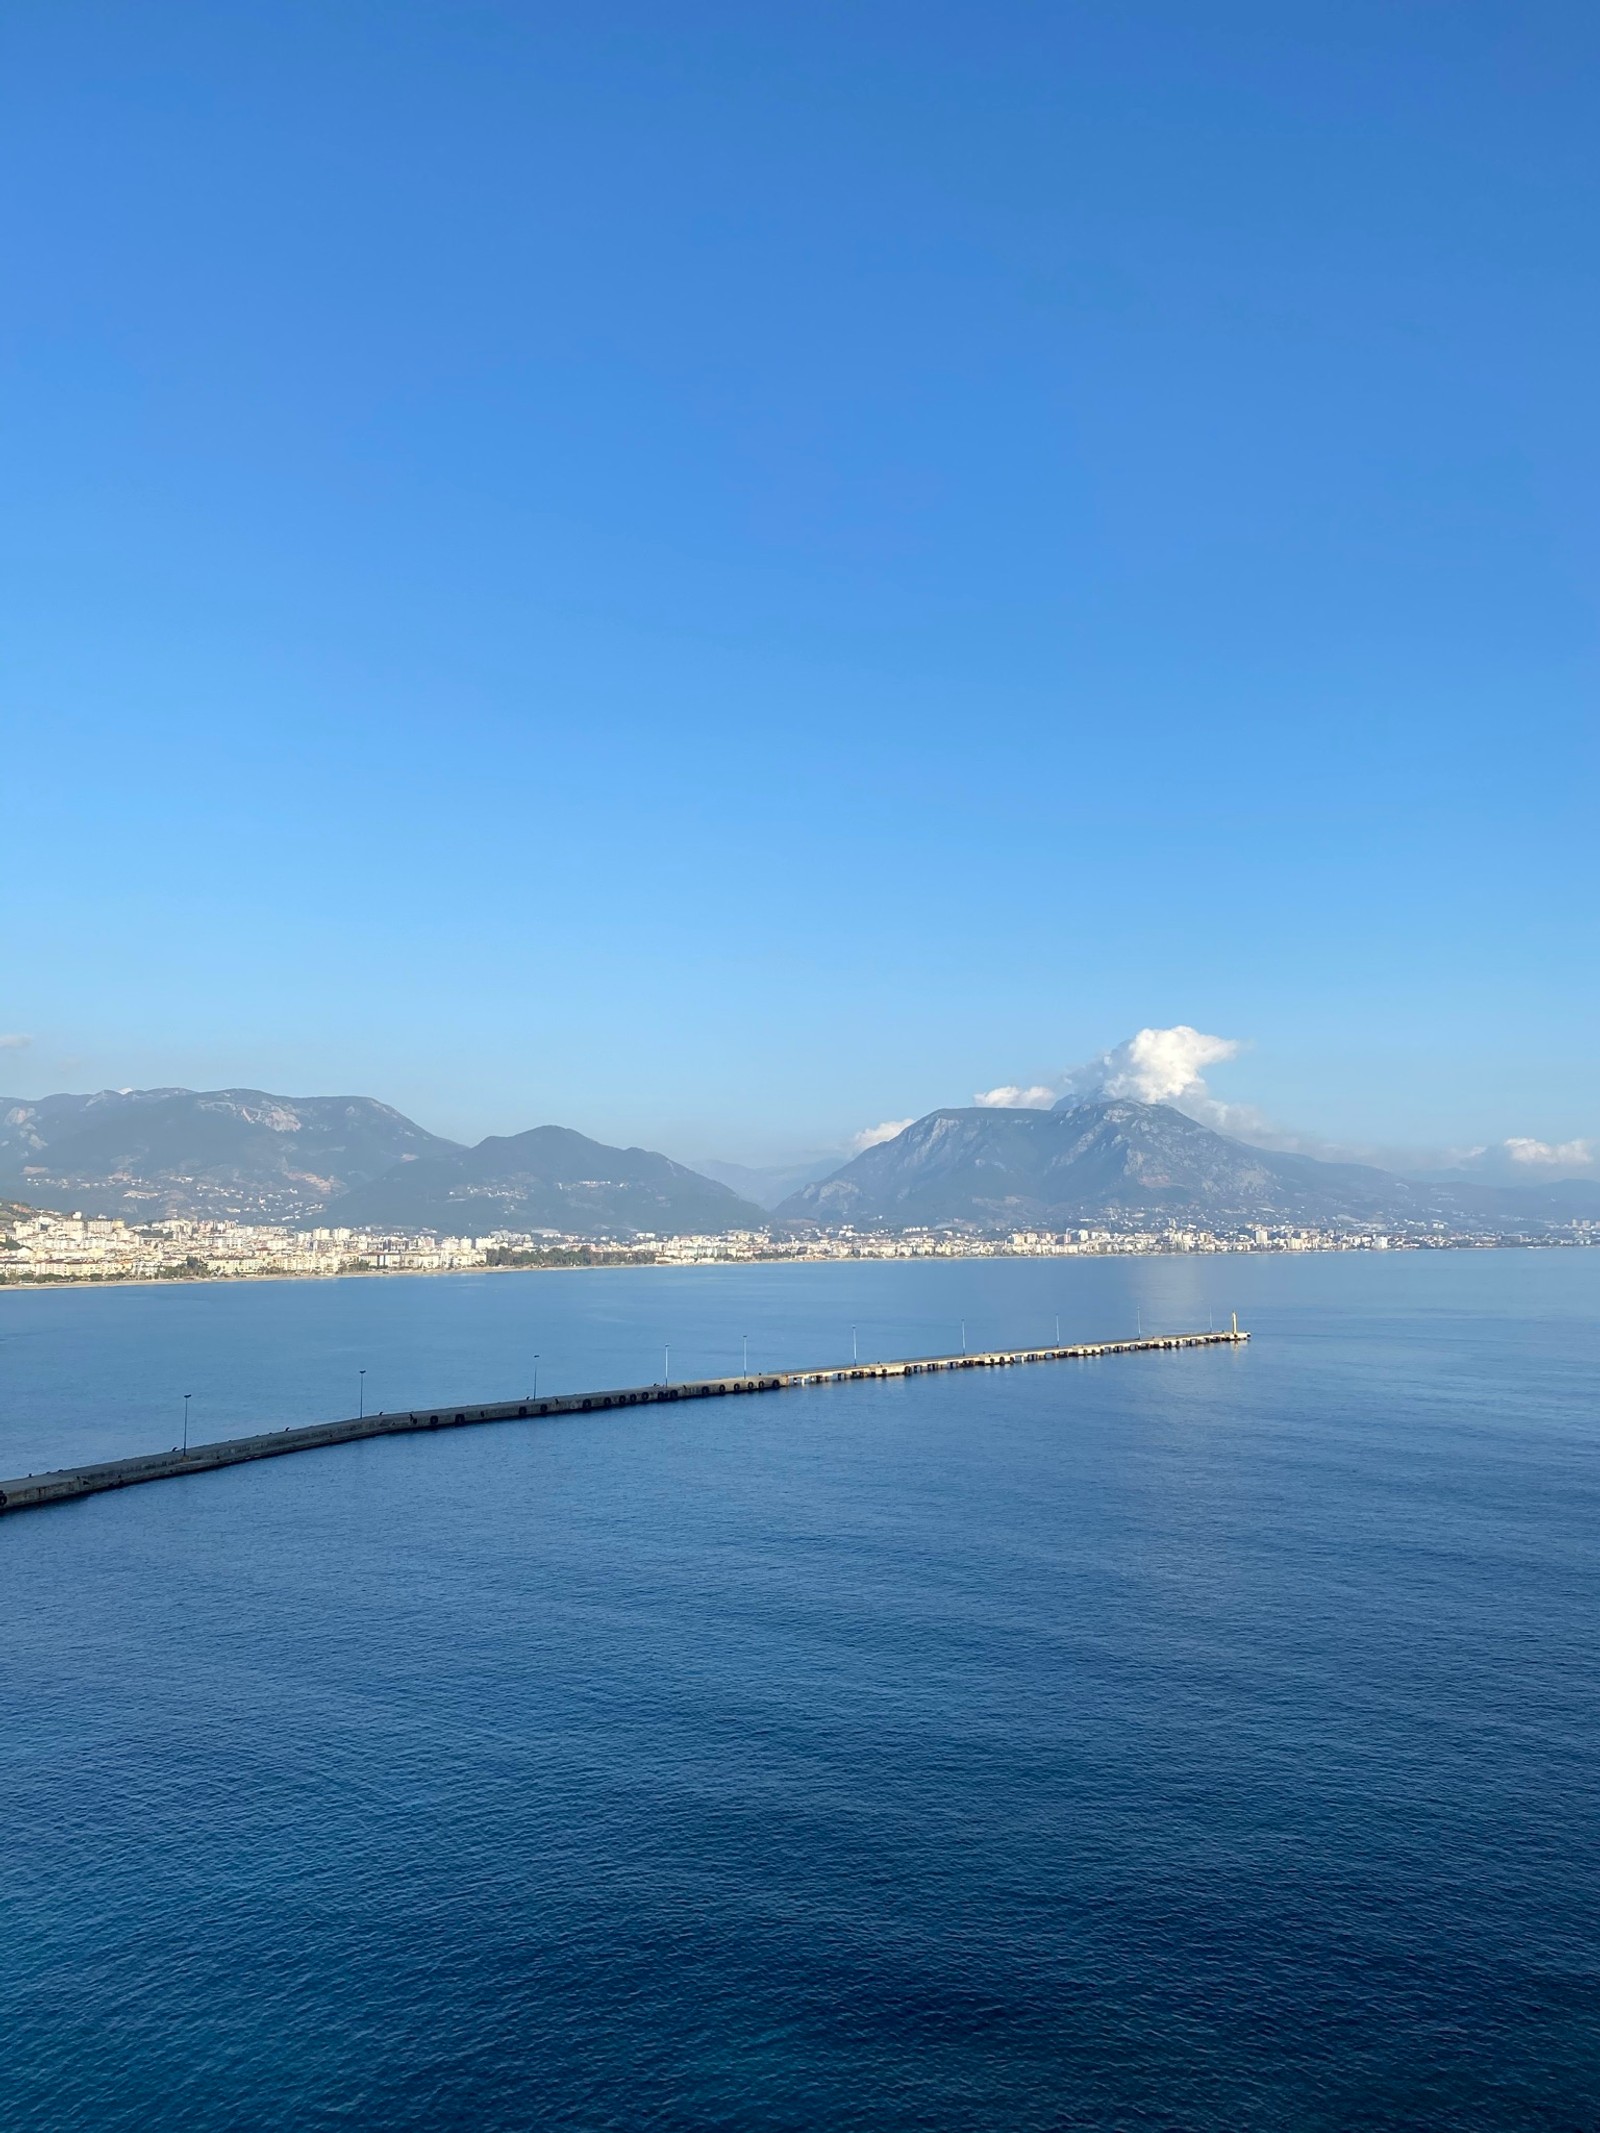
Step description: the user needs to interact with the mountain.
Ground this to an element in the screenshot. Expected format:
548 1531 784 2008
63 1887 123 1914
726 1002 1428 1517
774 1099 1600 1232
321 1125 767 1236
689 1153 844 1209
0 1089 458 1222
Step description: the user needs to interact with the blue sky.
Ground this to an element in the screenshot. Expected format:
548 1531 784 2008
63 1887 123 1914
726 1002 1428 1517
3 1 1596 1164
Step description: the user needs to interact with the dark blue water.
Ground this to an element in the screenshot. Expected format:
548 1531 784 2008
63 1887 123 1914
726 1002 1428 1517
2 1251 1597 2130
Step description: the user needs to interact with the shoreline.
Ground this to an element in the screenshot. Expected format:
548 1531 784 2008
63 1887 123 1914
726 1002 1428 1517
0 1235 1590 1297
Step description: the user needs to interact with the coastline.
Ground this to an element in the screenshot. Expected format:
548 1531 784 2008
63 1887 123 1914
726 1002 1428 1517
0 1234 1588 1297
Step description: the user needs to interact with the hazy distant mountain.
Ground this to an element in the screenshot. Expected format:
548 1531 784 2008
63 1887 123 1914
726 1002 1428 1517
690 1153 843 1209
0 1089 457 1222
322 1125 767 1236
10 1083 1591 1240
1409 1153 1600 1188
775 1099 1600 1232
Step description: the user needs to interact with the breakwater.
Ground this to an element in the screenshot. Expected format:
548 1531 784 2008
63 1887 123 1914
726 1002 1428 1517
0 1327 1248 1517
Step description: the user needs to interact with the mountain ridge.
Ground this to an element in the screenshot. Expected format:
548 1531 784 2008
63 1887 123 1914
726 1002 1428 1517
321 1124 767 1235
0 1089 766 1235
5 1085 1593 1238
775 1099 1600 1231
0 1088 458 1223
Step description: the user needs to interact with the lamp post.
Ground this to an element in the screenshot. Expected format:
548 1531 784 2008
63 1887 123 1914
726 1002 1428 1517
960 1320 966 1354
852 1324 858 1363
358 1369 366 1419
1054 1314 1061 1346
182 1393 191 1454
533 1353 540 1399
742 1334 749 1376
664 1345 670 1384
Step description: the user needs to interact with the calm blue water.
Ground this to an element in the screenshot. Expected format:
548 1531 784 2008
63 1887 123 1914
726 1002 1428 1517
2 1251 1597 2130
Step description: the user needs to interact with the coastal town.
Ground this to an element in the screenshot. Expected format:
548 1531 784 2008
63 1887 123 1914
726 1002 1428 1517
2 1205 1594 1286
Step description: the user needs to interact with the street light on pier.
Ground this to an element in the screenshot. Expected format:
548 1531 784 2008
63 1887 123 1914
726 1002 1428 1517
742 1334 749 1376
358 1369 366 1419
182 1393 191 1454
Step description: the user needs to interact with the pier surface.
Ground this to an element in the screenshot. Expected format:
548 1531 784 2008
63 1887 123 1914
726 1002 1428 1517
0 1329 1248 1518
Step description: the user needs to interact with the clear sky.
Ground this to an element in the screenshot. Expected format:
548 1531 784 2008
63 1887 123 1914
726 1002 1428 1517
3 2 1596 1164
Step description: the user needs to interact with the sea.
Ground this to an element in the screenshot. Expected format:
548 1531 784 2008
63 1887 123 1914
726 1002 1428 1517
1 1249 1597 2131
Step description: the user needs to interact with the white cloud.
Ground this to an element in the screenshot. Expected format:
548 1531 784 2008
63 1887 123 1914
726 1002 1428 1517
0 1033 31 1051
1504 1136 1596 1169
966 1029 1599 1177
1065 1024 1242 1107
966 1025 1251 1132
851 1118 914 1152
1056 1024 1254 1130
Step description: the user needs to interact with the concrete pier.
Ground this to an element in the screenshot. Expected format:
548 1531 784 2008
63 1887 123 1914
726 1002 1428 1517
0 1328 1248 1518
